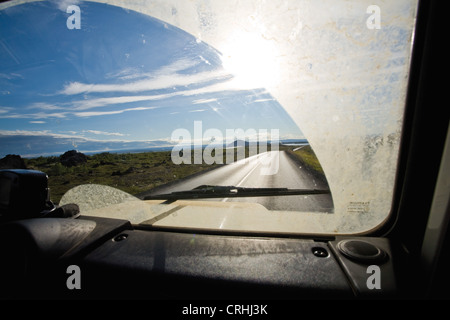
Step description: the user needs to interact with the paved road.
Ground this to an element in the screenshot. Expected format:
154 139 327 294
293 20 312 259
144 151 334 212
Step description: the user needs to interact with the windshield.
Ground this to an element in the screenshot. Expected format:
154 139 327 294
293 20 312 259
0 0 418 235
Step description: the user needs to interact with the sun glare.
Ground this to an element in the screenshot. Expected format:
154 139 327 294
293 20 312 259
220 33 280 90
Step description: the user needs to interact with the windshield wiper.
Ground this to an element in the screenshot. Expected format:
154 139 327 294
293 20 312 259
144 185 331 200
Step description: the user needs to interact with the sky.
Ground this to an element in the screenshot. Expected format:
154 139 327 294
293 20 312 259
0 1 305 157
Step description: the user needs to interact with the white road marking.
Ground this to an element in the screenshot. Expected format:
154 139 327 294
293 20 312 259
221 153 266 202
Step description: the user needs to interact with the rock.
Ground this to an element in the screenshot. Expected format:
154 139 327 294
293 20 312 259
111 170 122 176
60 150 87 167
0 154 27 169
124 167 135 174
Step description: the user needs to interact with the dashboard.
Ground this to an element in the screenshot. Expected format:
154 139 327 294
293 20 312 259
0 214 400 300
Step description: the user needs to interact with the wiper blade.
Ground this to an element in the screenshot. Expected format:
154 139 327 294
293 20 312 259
144 185 331 200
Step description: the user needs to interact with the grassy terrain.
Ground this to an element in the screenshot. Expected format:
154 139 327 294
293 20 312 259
24 146 275 204
23 144 324 204
285 145 325 176
24 151 220 204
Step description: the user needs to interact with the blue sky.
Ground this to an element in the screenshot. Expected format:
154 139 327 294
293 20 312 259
0 1 304 157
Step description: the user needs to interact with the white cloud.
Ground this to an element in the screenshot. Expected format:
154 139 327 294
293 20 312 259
51 0 81 12
106 67 144 81
105 59 197 81
29 121 46 124
0 107 12 114
74 106 155 117
0 129 131 143
176 77 256 96
6 58 268 123
0 111 67 119
27 102 62 110
0 72 22 80
0 130 177 153
252 98 275 103
27 112 67 119
1 74 261 121
192 98 218 104
60 57 229 95
199 56 211 65
62 76 257 113
71 95 167 110
154 58 199 76
0 129 76 139
60 69 229 95
84 130 126 137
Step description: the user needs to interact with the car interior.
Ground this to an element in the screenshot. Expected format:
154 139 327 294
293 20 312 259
0 0 448 304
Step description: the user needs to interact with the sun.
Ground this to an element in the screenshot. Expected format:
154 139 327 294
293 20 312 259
219 32 280 90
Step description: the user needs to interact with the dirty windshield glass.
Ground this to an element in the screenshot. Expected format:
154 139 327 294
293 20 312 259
0 0 418 234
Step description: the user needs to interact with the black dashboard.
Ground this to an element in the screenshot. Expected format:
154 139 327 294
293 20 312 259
0 215 401 300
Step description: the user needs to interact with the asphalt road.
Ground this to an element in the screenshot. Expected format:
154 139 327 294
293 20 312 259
144 150 334 212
